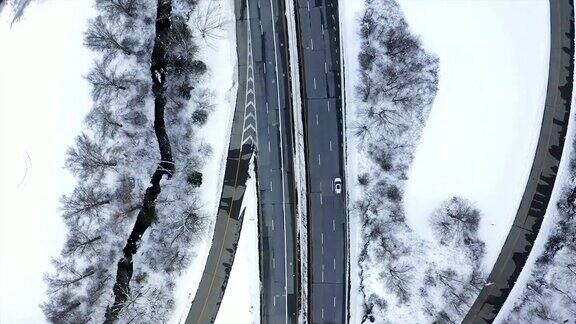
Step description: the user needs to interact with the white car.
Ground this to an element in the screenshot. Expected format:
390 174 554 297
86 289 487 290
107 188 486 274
334 177 342 194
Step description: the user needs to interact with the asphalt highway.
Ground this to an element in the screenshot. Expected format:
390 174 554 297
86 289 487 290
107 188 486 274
463 1 574 322
294 0 348 323
239 0 299 322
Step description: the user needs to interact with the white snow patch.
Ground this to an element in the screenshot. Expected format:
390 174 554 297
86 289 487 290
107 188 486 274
397 0 550 270
0 2 95 323
340 0 365 321
215 157 260 324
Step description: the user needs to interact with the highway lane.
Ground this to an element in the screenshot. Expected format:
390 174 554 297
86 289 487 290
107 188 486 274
183 2 257 321
241 0 299 322
294 0 347 323
463 0 574 322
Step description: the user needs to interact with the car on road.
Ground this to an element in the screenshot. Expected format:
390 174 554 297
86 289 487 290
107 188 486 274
334 177 342 194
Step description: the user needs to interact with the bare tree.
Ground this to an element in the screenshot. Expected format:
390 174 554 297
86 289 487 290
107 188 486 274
96 0 141 18
86 56 137 101
84 16 138 55
65 133 118 180
191 0 227 43
382 260 413 303
61 185 112 222
429 197 481 245
45 258 96 294
85 104 123 140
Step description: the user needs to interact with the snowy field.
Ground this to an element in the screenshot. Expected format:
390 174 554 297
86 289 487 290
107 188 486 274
398 0 550 270
0 2 95 323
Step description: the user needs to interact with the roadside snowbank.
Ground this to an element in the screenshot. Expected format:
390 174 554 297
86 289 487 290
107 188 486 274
339 0 365 322
215 158 260 324
172 0 238 321
398 0 550 270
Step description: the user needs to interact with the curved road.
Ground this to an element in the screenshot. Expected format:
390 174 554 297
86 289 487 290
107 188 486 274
463 1 574 322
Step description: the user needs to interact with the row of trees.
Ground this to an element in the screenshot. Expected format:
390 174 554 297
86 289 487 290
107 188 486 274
506 137 576 322
42 0 215 322
350 0 487 323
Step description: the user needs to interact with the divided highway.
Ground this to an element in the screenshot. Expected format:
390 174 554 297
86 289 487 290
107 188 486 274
295 0 348 323
463 0 574 322
186 0 346 322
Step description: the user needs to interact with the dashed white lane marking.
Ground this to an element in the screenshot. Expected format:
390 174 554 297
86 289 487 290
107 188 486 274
272 219 275 231
313 77 317 89
324 61 327 74
327 100 330 112
274 295 276 307
322 308 325 319
266 101 269 114
332 219 335 231
270 180 273 192
322 264 325 281
268 141 271 152
320 193 323 205
316 114 319 125
329 140 332 151
333 296 336 308
321 23 324 35
264 62 267 74
333 258 336 270
318 154 321 165
310 38 314 50
272 257 276 269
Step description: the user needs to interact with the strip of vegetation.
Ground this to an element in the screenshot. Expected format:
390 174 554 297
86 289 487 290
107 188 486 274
42 0 213 322
352 1 487 322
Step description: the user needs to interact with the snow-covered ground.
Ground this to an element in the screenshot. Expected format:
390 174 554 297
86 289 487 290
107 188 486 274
339 0 365 322
398 0 550 270
171 0 238 321
0 2 95 323
215 158 260 324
